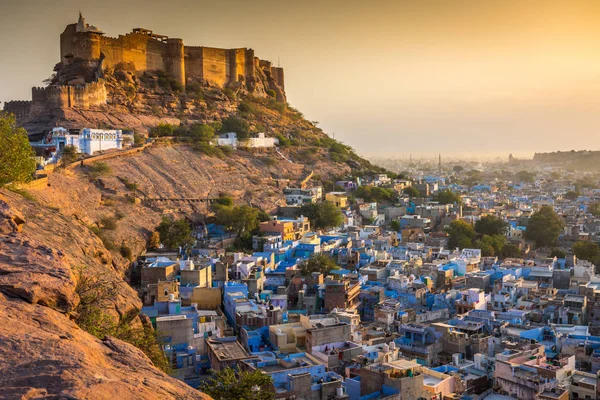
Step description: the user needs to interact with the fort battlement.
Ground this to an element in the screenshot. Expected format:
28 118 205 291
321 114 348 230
59 15 284 93
3 101 32 121
4 80 108 122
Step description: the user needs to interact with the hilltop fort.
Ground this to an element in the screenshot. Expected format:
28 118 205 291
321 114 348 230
4 13 286 133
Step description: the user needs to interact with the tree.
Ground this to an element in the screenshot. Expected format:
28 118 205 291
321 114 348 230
446 220 476 249
564 190 580 200
149 123 175 137
452 165 464 173
403 186 420 198
298 254 340 276
200 367 274 400
573 241 600 263
525 205 564 248
475 215 508 236
433 189 462 205
299 202 344 230
502 243 521 258
474 234 506 257
550 248 567 259
390 220 400 232
589 202 600 216
0 112 36 186
516 170 536 183
220 116 250 140
355 186 396 203
61 145 79 166
215 205 262 237
189 123 215 142
156 217 195 248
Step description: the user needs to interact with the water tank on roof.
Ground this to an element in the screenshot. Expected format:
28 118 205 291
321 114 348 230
389 342 396 350
277 329 282 335
336 387 344 397
168 294 175 301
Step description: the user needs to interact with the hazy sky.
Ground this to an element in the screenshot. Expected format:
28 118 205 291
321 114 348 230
1 0 599 157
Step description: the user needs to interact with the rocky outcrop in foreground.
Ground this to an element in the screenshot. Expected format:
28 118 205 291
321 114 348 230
0 192 207 399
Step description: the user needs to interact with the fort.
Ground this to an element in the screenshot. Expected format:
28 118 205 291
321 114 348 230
60 14 284 90
4 13 285 126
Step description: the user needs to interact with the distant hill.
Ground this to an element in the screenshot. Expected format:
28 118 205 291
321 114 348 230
533 150 600 171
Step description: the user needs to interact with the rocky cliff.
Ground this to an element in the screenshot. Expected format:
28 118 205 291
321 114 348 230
0 189 207 399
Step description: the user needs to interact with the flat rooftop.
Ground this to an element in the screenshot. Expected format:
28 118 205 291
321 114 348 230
208 339 249 361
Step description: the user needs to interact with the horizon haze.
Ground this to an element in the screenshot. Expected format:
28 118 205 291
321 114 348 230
1 0 599 156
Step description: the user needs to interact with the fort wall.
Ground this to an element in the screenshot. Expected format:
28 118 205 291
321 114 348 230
60 24 275 90
3 101 32 121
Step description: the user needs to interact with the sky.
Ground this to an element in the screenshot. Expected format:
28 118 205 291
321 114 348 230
1 0 599 157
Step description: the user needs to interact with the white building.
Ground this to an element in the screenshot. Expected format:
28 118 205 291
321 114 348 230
51 127 126 155
217 132 278 149
217 132 239 148
245 132 278 148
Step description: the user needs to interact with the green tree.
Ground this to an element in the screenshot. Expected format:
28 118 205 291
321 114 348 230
0 112 36 186
200 367 274 400
550 247 567 259
516 170 535 183
475 215 508 236
525 205 564 248
220 116 250 140
564 190 580 200
403 186 420 198
474 234 507 257
502 243 521 258
453 165 464 173
189 123 215 142
588 202 600 216
156 217 195 248
446 220 476 249
299 202 344 230
298 254 340 276
433 189 462 205
573 241 600 262
215 205 261 236
149 123 176 137
355 186 396 203
390 220 401 232
61 145 79 166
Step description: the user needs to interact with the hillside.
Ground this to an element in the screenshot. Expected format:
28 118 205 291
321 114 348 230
533 150 600 171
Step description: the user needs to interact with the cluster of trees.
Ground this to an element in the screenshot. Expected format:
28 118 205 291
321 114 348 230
154 217 195 249
573 241 600 265
0 112 36 187
298 254 340 276
402 186 420 198
446 215 520 257
299 202 344 230
433 189 462 205
149 122 219 141
200 367 274 400
212 197 270 250
589 202 600 217
354 186 396 203
524 205 564 248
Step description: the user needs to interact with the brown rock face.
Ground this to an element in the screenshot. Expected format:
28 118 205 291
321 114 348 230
0 192 208 399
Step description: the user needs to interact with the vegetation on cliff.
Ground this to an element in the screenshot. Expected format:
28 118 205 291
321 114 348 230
200 367 274 400
0 112 36 187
